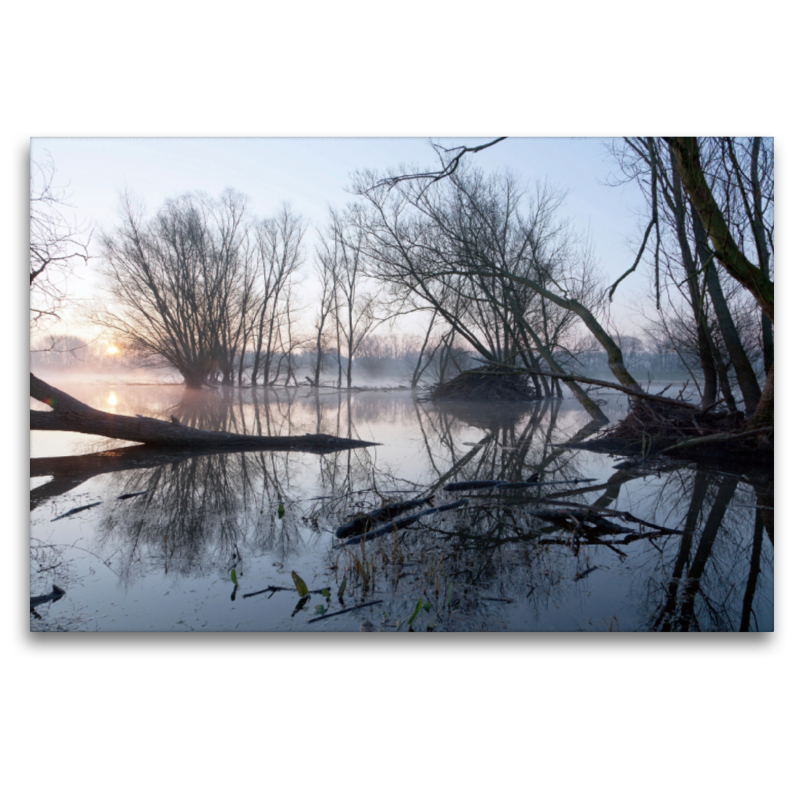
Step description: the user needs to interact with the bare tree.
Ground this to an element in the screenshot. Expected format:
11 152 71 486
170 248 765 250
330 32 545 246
667 137 774 322
610 137 769 415
666 137 774 427
270 280 311 387
351 165 627 418
321 209 382 390
312 225 342 386
248 206 305 386
30 155 90 332
90 191 255 388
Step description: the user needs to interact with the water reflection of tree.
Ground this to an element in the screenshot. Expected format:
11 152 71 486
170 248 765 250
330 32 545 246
328 399 616 629
33 386 771 631
413 399 590 490
95 447 307 587
643 471 773 631
90 389 389 587
331 428 772 631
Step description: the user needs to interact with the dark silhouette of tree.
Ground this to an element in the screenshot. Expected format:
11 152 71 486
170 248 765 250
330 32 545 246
248 206 306 386
30 154 90 332
90 190 254 388
609 137 767 414
352 165 635 419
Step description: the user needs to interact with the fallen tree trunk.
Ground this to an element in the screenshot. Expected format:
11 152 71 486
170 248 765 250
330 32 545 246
498 368 701 410
30 373 378 451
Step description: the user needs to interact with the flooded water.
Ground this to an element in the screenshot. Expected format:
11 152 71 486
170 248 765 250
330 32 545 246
30 383 774 632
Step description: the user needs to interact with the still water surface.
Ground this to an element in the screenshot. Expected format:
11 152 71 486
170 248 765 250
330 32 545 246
30 383 773 632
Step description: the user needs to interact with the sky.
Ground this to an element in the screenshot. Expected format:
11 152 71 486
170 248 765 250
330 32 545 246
30 136 652 339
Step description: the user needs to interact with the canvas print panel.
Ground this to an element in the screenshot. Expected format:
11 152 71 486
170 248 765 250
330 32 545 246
30 137 774 631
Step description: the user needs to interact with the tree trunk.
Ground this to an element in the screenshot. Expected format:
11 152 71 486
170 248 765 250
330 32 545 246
30 373 377 451
708 340 738 413
750 137 774 372
181 368 209 390
502 289 608 419
504 270 642 392
669 151 717 410
516 368 702 410
748 363 774 429
691 206 762 415
313 317 326 387
666 137 774 322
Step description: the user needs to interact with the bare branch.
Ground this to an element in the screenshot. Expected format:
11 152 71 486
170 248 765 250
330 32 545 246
368 138 507 192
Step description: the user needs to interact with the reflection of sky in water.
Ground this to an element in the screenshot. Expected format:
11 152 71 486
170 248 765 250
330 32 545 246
30 384 773 632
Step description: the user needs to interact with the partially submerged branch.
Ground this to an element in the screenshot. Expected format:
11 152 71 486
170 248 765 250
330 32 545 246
474 367 700 410
660 425 773 454
334 499 469 548
30 373 378 451
334 495 435 539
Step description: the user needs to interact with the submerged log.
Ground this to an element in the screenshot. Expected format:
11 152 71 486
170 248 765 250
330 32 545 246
334 495 435 539
30 373 378 451
334 499 470 548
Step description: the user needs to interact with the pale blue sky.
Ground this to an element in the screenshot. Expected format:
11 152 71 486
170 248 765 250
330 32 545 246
31 136 652 332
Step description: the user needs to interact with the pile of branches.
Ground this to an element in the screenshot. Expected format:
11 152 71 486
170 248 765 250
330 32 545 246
426 366 539 403
585 399 772 463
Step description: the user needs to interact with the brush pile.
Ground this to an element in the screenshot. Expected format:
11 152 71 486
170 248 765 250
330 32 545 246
427 366 539 403
585 399 772 462
608 401 742 443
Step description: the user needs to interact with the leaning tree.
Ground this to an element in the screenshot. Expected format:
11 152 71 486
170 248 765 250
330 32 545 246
351 165 634 420
609 137 769 415
665 137 774 427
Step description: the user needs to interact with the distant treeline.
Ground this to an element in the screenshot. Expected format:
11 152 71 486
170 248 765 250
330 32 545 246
32 331 760 391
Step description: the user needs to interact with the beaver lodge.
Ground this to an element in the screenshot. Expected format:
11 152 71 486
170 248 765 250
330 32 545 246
426 365 540 403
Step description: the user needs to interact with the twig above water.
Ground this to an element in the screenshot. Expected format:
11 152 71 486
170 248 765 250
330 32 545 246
243 585 330 598
307 600 384 624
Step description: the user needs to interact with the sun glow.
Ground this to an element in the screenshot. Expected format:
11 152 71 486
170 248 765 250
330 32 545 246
107 392 117 407
107 345 119 355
